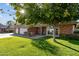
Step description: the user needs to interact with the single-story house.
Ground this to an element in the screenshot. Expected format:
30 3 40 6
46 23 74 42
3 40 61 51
0 23 15 33
15 22 76 37
6 24 15 32
0 23 7 33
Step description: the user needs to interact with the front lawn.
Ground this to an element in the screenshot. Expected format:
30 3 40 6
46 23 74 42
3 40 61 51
0 36 79 56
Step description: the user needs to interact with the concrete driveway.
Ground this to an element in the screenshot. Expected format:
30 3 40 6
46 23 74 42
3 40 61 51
0 33 14 38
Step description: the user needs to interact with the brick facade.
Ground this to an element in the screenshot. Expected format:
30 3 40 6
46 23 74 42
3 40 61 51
27 24 75 36
15 23 76 36
28 27 46 36
59 24 75 35
28 27 39 36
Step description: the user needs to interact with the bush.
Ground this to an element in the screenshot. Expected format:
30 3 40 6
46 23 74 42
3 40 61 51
74 30 79 34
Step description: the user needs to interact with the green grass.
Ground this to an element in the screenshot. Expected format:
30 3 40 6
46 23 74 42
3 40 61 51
0 36 79 56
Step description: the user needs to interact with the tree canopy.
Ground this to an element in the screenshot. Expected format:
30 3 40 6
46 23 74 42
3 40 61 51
10 3 79 26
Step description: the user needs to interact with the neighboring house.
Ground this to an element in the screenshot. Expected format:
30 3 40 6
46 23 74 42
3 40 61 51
7 24 15 32
0 23 7 33
0 23 15 33
15 22 76 37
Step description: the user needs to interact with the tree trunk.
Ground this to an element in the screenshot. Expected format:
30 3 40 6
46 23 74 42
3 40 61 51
53 25 56 41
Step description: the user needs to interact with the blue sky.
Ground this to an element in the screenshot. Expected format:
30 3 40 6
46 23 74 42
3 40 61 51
0 3 16 25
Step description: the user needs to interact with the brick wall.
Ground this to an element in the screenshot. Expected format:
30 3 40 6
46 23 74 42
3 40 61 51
28 27 40 36
59 24 75 35
28 27 46 36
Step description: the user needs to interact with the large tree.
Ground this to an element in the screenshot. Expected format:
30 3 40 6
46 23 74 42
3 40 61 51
10 3 79 40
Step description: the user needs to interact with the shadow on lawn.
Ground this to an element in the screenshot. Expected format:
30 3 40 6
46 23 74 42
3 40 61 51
32 36 60 55
12 33 79 53
58 36 79 45
55 37 79 52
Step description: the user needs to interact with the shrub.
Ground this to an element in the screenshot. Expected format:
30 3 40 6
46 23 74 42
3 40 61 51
74 30 79 34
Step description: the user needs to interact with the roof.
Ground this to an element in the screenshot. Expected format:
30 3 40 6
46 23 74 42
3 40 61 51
16 21 77 28
15 23 48 28
0 23 7 28
9 25 15 29
58 21 77 26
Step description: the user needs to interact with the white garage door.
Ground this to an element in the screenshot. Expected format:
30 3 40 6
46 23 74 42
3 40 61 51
20 28 27 34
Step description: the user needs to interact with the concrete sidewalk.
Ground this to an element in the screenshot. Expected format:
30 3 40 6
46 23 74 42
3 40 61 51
0 33 13 38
